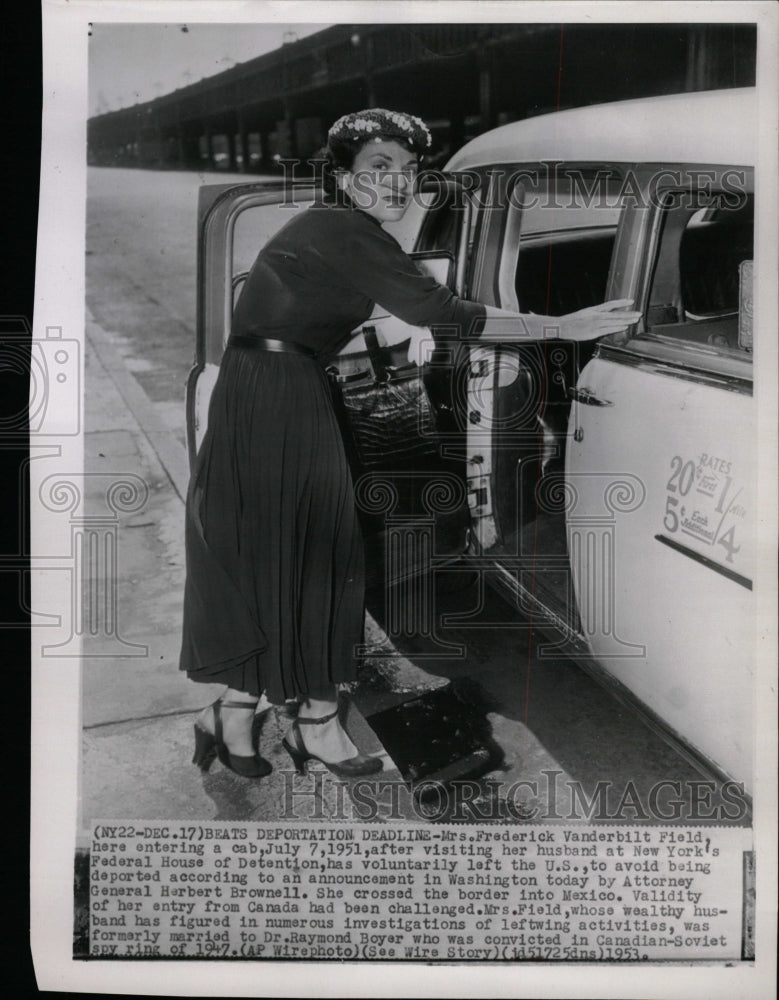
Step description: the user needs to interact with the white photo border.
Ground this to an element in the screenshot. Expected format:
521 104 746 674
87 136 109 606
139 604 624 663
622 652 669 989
31 1 778 996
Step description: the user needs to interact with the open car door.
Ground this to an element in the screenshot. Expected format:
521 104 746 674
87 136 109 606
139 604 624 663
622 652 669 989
186 180 316 464
186 173 481 575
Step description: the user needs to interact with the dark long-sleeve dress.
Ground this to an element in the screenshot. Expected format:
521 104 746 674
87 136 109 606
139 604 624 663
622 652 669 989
179 193 487 703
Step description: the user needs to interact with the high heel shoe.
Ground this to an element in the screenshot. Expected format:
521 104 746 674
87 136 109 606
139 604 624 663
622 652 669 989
192 699 272 778
282 708 383 778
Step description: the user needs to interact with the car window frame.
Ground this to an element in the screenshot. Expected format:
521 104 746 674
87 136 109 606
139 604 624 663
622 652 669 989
603 163 755 392
467 162 626 311
411 171 482 297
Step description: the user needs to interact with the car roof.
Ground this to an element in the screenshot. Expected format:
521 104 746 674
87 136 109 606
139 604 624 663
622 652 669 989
445 88 756 171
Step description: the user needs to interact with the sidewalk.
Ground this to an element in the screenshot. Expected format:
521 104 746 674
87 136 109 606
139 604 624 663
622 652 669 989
81 313 448 835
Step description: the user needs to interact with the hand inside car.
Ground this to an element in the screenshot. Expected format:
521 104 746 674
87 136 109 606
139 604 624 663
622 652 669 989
559 299 642 341
475 298 642 345
404 299 642 363
367 300 642 365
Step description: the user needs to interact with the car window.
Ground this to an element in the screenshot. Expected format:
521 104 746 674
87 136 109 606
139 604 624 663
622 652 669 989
233 198 310 279
498 174 622 315
644 191 754 356
230 197 312 314
412 180 478 276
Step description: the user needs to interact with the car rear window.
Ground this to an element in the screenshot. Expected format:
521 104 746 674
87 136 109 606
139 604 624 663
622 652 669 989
645 192 754 355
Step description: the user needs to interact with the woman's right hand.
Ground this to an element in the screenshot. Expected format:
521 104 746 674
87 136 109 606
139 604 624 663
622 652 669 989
557 299 642 342
480 299 642 343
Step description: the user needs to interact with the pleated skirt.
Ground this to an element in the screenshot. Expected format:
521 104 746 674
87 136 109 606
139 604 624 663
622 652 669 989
179 343 365 703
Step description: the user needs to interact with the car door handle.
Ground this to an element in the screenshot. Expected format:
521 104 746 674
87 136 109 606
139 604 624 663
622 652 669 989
568 386 614 407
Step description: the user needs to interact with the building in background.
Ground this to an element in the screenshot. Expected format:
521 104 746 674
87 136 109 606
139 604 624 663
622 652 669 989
87 23 756 172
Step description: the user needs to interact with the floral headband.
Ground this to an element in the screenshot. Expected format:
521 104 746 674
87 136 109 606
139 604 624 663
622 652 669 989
328 108 432 150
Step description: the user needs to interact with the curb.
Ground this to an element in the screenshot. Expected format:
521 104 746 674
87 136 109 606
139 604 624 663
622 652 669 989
86 306 190 502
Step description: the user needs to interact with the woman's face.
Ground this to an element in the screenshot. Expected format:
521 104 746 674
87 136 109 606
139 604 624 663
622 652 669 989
339 139 419 223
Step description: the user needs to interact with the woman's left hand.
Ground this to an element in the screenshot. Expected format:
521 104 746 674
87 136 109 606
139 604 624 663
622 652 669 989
558 299 642 342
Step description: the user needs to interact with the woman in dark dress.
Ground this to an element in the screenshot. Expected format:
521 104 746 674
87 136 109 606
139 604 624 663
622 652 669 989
180 108 640 779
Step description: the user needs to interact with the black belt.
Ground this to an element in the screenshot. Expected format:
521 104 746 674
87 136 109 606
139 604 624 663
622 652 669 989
228 335 316 357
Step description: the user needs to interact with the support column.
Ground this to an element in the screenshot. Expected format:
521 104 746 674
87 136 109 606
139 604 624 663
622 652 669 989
283 99 298 159
175 116 185 168
204 122 214 169
154 123 164 167
185 133 200 169
237 108 249 173
449 107 466 152
257 128 270 170
364 35 377 106
478 49 495 132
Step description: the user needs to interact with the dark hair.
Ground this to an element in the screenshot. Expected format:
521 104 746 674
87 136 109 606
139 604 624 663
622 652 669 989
316 135 357 196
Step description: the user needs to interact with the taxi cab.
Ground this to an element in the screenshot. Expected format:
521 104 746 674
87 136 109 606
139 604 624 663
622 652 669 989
187 88 756 794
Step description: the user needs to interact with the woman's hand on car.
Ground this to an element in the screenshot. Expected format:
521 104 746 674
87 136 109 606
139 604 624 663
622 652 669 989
377 299 641 360
479 299 641 343
558 299 642 341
